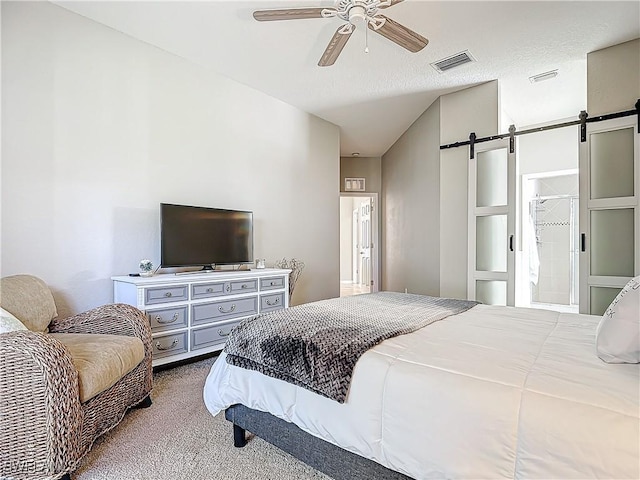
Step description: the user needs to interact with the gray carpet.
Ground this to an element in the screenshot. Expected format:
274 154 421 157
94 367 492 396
74 355 330 480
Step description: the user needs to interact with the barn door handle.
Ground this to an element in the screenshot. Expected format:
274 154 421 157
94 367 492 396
509 235 514 252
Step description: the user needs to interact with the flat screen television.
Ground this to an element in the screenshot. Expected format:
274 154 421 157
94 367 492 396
160 203 253 269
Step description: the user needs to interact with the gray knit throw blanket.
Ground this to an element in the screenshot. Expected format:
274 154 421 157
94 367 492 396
224 292 478 403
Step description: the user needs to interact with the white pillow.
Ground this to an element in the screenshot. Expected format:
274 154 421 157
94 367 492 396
596 276 640 363
0 307 28 333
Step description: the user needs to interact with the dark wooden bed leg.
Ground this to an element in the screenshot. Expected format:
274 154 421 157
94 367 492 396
233 423 247 447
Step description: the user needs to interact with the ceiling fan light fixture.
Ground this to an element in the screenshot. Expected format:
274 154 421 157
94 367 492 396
348 5 367 23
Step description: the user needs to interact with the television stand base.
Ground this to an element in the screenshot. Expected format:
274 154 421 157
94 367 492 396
173 266 252 276
174 270 219 276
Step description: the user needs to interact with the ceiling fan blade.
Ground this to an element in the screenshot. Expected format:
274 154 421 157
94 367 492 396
378 0 405 9
318 25 355 67
253 8 327 22
368 15 428 53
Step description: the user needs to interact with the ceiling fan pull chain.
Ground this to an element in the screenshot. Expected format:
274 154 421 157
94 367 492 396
365 22 370 53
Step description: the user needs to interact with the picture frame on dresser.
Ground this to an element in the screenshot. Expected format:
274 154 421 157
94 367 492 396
111 268 291 366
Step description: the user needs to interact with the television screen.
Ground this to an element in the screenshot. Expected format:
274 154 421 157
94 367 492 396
160 203 253 268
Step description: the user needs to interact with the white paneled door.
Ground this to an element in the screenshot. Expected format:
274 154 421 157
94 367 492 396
579 116 639 315
359 198 372 288
468 138 517 306
352 208 360 285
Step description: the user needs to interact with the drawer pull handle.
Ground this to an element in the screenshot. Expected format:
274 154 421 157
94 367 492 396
206 288 214 293
164 292 172 298
155 312 179 324
270 282 275 286
218 329 231 337
241 284 248 289
266 298 279 306
156 339 179 351
219 304 236 314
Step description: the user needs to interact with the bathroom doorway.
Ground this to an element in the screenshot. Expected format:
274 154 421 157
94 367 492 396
522 172 579 312
339 194 379 297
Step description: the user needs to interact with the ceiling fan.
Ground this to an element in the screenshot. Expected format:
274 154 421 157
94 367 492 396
253 0 428 67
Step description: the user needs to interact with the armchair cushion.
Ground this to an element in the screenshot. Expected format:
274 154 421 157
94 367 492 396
0 307 27 333
0 275 57 332
51 333 145 402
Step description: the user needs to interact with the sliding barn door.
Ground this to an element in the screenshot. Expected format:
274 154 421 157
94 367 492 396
579 116 640 315
468 139 517 306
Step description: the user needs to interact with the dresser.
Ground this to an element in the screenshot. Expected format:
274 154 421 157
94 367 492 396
111 268 290 366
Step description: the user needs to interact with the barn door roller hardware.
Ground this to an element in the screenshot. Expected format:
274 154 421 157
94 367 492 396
579 110 588 142
509 124 516 154
469 132 476 159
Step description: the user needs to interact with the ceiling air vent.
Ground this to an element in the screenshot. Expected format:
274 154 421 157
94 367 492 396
431 50 476 73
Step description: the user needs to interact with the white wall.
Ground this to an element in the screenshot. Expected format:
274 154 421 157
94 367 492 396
439 81 500 299
519 125 579 175
340 156 382 194
382 98 441 296
587 39 640 116
381 81 499 299
1 2 340 315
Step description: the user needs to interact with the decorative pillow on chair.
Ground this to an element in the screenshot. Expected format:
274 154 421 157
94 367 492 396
596 276 640 363
0 307 28 334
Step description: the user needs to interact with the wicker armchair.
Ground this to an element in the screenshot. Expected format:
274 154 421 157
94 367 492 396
0 275 153 480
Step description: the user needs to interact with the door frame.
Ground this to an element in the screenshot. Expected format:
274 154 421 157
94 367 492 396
340 192 380 293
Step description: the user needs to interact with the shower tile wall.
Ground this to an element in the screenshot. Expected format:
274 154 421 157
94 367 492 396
531 174 578 305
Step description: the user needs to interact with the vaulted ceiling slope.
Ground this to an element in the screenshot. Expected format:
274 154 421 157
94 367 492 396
53 1 640 157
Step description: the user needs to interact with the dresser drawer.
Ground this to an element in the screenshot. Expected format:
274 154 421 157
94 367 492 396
191 320 240 351
260 276 285 291
191 281 227 300
260 292 285 313
191 296 258 326
152 331 188 358
147 306 188 333
145 285 188 305
230 279 258 294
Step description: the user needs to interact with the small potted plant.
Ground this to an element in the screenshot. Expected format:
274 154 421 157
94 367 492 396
139 259 154 277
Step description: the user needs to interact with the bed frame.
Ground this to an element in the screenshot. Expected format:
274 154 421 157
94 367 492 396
225 404 412 480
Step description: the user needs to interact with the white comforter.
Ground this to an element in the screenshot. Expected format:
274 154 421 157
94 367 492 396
204 304 639 479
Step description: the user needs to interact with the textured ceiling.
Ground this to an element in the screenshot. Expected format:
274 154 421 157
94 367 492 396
53 0 640 157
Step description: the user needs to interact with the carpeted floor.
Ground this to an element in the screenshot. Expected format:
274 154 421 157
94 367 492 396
74 355 330 480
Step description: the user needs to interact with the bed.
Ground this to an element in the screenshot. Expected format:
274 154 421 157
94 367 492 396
204 292 640 479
